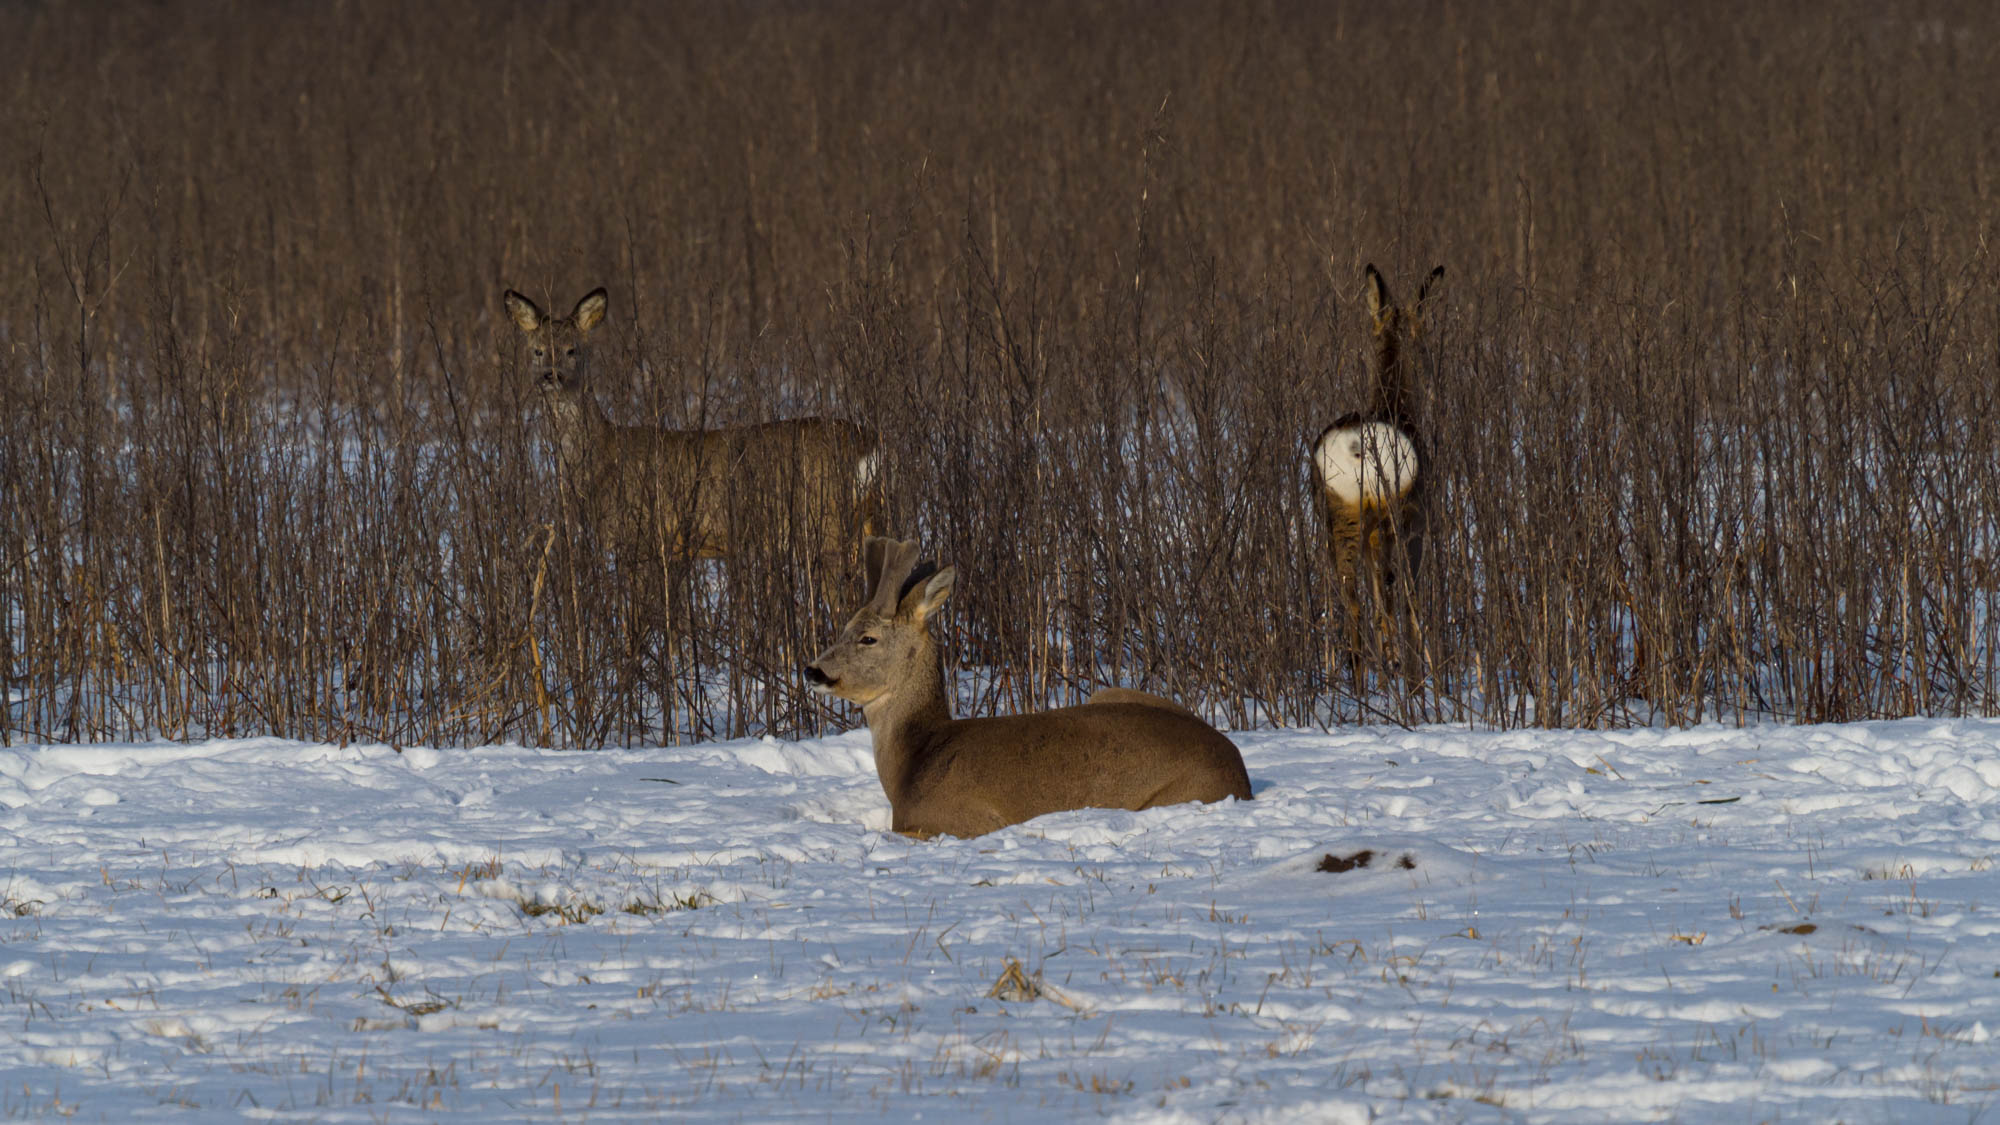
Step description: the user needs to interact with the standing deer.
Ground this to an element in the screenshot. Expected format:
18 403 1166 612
805 537 1253 839
1311 263 1442 670
504 288 878 559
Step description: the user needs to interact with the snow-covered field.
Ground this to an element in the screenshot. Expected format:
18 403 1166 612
2 719 1998 1122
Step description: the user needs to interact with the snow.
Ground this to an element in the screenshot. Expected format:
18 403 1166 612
2 719 1998 1121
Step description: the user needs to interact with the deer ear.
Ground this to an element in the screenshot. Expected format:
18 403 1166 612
862 536 893 603
868 538 925 614
1362 264 1391 330
572 288 608 332
901 566 956 624
1416 265 1445 310
504 290 544 332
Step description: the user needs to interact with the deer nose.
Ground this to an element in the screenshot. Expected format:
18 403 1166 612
804 664 833 687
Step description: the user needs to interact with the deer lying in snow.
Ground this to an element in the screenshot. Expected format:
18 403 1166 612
805 537 1253 838
505 287 878 559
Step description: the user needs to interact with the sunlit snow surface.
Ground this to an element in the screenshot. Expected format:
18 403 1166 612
2 721 1998 1121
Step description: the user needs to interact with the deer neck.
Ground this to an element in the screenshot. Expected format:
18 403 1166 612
860 639 955 807
544 391 611 471
1369 335 1408 418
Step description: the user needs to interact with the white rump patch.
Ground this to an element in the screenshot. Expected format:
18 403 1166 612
855 449 880 489
1314 421 1418 506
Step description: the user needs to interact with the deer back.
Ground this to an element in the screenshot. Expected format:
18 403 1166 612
891 702 1253 839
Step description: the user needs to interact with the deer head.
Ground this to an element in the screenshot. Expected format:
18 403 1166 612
805 537 953 711
505 287 608 407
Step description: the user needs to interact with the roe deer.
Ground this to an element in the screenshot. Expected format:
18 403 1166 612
504 287 879 558
805 537 1252 838
1311 263 1442 670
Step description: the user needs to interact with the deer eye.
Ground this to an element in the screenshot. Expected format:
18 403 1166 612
566 347 576 357
859 635 878 646
531 346 546 357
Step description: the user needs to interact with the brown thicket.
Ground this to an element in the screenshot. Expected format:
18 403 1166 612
4 0 1997 745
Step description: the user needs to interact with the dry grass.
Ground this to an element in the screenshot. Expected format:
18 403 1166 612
4 0 1998 745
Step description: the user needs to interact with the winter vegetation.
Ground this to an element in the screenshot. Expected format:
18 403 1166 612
6 0 1999 745
4 0 2000 1119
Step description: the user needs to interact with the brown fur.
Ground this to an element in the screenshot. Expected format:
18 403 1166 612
505 288 879 559
1313 264 1442 670
806 537 1253 839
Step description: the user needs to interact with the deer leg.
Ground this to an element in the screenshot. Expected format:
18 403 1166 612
1335 555 1367 673
1367 528 1425 688
1370 571 1400 677
1139 769 1241 811
1391 531 1431 689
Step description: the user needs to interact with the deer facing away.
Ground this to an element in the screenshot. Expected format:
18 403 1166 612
805 537 1253 839
505 287 878 559
1311 263 1442 669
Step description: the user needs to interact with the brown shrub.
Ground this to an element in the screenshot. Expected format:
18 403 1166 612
3 0 1997 744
